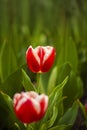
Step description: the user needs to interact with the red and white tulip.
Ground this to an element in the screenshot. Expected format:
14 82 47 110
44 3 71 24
26 46 56 73
13 91 48 124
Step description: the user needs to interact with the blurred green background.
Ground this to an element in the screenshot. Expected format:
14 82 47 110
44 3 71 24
0 1 87 129
0 0 87 85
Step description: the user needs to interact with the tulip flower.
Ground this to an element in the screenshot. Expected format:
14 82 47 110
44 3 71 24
13 91 48 124
26 46 56 73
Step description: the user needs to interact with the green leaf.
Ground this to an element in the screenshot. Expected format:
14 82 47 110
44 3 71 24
56 62 72 84
71 18 80 42
41 76 68 124
63 71 83 109
58 101 78 125
14 123 21 130
49 76 68 108
76 76 83 98
21 69 36 91
46 106 58 129
48 62 71 95
66 39 78 72
0 42 18 82
39 106 58 130
0 67 23 97
48 66 58 94
0 91 13 112
58 38 78 72
48 124 72 130
0 91 25 130
39 124 46 130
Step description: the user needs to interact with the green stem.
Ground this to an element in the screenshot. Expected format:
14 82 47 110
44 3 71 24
36 73 41 93
27 124 28 130
24 124 28 130
26 124 30 130
26 123 35 130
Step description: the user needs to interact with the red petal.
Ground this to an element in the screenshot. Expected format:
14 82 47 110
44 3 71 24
41 48 56 72
37 47 45 68
26 47 40 73
14 99 39 123
37 95 48 120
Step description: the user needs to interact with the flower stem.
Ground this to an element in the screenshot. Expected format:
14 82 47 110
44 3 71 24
26 123 35 130
26 124 28 130
36 73 41 93
24 124 28 130
26 124 30 130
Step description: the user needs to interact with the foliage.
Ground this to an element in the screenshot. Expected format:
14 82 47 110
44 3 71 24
0 0 87 129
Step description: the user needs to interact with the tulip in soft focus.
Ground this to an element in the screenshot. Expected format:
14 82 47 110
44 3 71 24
13 91 48 124
26 46 56 73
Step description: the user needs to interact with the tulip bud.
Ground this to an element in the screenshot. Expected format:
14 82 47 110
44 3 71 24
26 46 56 73
13 91 48 124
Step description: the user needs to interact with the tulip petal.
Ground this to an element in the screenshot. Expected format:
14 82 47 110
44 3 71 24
37 94 48 120
26 46 40 73
41 47 56 72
